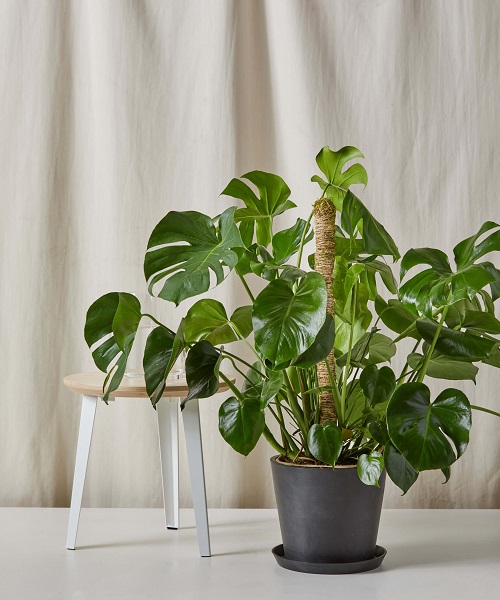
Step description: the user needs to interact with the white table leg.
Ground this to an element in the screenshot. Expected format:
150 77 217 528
182 398 211 557
157 398 180 529
66 394 98 550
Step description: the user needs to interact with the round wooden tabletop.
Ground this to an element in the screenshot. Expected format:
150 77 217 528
63 372 232 399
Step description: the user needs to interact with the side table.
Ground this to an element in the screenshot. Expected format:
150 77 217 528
64 372 230 557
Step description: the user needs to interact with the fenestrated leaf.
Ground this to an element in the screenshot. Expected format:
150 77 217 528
143 326 176 407
308 422 343 466
357 451 384 486
360 365 396 406
218 396 265 456
292 314 335 369
407 352 478 382
184 299 252 345
453 221 500 269
84 292 143 403
144 207 244 305
416 318 496 360
272 218 313 264
222 171 295 247
400 247 452 279
384 441 419 494
311 145 368 210
399 233 497 316
387 382 471 471
253 272 327 366
363 260 398 296
341 191 400 260
183 341 222 407
481 262 500 301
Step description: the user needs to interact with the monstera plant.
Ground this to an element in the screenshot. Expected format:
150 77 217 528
85 146 500 571
85 145 500 490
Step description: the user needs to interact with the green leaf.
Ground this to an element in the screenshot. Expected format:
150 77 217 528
400 235 497 316
341 191 400 260
183 341 222 407
143 326 176 407
357 451 384 486
311 145 368 209
416 318 496 360
260 370 284 409
363 260 398 295
461 310 500 334
481 262 500 301
253 273 327 365
308 422 343 467
291 314 335 369
360 365 396 406
144 207 244 305
368 421 389 445
400 247 452 279
483 343 500 368
84 292 143 403
184 300 252 345
387 382 471 471
272 219 313 264
384 441 419 494
375 296 419 338
453 221 500 269
222 171 295 247
407 352 478 382
366 333 396 364
218 396 265 456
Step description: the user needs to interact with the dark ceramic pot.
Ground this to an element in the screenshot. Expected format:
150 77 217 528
270 456 386 565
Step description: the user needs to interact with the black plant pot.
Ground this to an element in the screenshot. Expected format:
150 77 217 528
270 456 386 574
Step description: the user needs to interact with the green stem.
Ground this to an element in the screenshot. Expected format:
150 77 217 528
416 306 449 383
340 283 358 420
142 313 174 335
263 426 287 455
471 404 500 418
296 209 314 268
218 372 242 398
237 271 255 302
283 370 307 435
396 339 421 387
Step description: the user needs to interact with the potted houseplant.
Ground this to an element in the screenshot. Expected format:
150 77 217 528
84 146 500 574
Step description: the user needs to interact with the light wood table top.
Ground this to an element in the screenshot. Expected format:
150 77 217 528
64 371 232 398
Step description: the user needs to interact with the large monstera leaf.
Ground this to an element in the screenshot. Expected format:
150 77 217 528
84 292 142 403
311 145 368 210
144 207 244 305
399 222 500 316
252 272 327 366
221 171 296 247
387 382 471 472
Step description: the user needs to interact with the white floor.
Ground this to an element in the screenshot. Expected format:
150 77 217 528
1 508 499 600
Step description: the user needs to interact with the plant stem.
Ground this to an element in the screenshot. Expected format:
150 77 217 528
340 283 358 420
471 404 500 418
263 426 287 455
237 272 255 302
416 306 449 383
296 209 314 268
141 313 174 334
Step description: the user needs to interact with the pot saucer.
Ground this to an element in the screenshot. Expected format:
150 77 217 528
271 544 387 575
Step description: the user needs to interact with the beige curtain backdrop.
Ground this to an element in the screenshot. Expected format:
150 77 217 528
1 0 499 509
